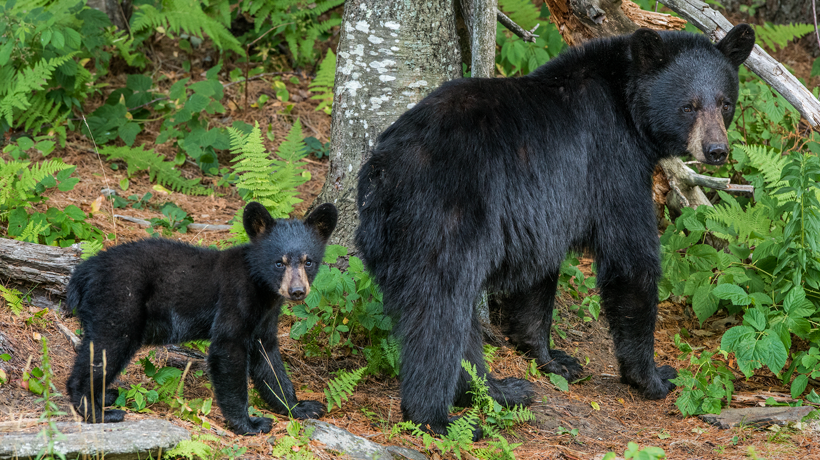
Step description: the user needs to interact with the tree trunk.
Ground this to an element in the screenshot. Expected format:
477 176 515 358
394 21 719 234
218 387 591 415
313 0 462 251
720 0 814 25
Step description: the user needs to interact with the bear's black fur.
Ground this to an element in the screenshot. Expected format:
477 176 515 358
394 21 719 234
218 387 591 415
66 202 337 435
355 26 755 436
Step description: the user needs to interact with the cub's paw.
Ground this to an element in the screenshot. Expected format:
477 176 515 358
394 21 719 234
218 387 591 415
105 388 120 406
231 416 274 435
491 377 536 407
102 409 126 423
292 400 325 419
538 349 583 381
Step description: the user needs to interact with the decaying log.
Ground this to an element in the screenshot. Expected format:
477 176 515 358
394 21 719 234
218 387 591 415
0 238 82 297
543 0 686 46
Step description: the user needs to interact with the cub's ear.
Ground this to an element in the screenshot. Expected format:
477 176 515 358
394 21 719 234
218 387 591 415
304 203 338 243
630 28 668 74
243 202 275 241
717 23 755 67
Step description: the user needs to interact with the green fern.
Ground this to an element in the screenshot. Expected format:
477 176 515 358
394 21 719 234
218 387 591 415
131 0 242 54
737 144 789 193
0 159 72 208
0 54 74 128
753 23 814 51
498 0 541 30
80 240 103 260
324 367 365 412
99 145 212 196
239 0 342 66
706 191 773 243
308 49 335 115
0 285 25 316
165 433 220 460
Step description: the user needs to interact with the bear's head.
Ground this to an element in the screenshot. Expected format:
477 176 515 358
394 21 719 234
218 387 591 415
243 202 338 301
629 24 755 165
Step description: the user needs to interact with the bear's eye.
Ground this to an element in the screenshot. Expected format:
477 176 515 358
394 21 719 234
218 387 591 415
682 105 694 113
305 260 312 267
275 262 284 268
722 101 731 112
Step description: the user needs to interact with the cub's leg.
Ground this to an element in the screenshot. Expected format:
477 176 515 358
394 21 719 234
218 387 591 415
249 310 324 419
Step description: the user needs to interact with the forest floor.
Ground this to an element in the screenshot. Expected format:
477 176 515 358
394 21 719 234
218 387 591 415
1 26 820 460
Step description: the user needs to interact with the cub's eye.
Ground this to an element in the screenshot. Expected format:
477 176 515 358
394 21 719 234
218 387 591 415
275 262 284 268
305 260 313 267
682 105 694 113
722 101 732 112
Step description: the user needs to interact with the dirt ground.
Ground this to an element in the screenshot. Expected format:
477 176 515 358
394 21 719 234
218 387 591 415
1 24 820 460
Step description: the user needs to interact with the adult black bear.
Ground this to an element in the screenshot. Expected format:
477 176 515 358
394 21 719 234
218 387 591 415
66 202 337 435
356 25 755 436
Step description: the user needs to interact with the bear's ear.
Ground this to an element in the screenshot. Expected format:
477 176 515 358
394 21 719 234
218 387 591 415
243 202 276 241
304 203 338 243
716 23 755 67
630 28 668 74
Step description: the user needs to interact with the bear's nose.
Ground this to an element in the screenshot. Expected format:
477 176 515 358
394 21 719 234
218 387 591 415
289 287 306 300
704 143 728 165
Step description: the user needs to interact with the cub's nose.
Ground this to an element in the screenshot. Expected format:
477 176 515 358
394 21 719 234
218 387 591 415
289 287 306 300
704 143 728 165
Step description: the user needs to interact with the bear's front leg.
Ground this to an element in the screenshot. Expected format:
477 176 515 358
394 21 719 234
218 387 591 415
598 263 676 399
250 320 324 420
208 338 273 435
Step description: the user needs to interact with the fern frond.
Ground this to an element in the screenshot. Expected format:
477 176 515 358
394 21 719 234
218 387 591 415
99 145 211 195
309 49 335 113
498 0 541 30
737 144 789 193
324 367 365 412
80 240 103 260
18 219 49 243
753 23 814 51
706 191 773 243
0 54 74 126
131 0 242 53
0 285 25 315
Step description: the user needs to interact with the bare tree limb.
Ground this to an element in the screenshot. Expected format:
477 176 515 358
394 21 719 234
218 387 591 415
660 0 820 128
496 10 540 43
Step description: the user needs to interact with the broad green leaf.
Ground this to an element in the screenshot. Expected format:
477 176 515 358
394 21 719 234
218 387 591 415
712 284 751 306
791 374 808 398
548 373 569 392
692 284 718 324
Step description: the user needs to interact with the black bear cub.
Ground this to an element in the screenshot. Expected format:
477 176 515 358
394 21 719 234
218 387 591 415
66 202 337 435
356 25 755 437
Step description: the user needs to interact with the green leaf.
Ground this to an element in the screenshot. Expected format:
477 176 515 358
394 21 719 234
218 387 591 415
51 30 65 49
791 374 808 398
701 397 722 414
759 332 787 374
0 40 14 66
118 122 141 146
548 373 569 392
712 284 751 306
675 389 703 417
63 205 86 221
692 284 718 324
745 308 767 332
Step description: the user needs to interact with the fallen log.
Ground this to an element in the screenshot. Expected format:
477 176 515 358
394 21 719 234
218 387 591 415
0 238 82 297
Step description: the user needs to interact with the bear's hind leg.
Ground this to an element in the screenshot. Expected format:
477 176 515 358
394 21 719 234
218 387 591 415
499 272 583 381
67 335 136 423
454 309 534 412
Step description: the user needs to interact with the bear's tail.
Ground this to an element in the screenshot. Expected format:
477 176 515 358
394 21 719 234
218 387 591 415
64 264 91 317
355 156 391 282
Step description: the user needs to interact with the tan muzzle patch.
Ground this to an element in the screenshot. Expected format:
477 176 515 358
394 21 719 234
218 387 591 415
687 108 727 164
278 255 310 300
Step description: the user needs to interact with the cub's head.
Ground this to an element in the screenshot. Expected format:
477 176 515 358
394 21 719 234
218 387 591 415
629 24 755 165
244 202 338 301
